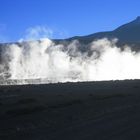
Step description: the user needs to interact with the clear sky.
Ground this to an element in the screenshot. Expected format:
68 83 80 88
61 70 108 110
0 0 140 42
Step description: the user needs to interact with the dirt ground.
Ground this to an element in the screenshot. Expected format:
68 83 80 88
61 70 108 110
0 80 140 140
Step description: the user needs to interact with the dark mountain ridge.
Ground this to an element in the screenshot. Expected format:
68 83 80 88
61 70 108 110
1 17 140 51
53 17 140 51
67 16 140 43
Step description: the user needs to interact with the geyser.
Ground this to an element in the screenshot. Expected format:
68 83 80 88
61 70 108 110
0 38 140 85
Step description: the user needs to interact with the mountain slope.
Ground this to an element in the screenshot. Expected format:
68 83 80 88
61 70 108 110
1 17 140 51
55 17 140 50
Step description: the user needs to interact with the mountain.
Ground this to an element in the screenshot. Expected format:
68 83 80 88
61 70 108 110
54 17 140 51
1 17 140 51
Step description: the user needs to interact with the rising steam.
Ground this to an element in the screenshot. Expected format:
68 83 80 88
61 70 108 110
0 38 140 85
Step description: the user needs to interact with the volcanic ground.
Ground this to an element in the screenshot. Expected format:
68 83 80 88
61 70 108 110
0 80 140 140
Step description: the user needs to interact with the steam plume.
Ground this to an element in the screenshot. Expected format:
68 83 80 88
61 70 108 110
0 38 140 85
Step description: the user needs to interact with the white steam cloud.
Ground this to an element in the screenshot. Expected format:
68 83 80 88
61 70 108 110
19 26 69 42
0 37 140 85
21 26 54 41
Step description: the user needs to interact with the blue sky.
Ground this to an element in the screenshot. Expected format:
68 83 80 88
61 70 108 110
0 0 140 42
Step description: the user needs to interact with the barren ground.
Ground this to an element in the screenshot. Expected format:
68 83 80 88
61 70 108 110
0 80 140 140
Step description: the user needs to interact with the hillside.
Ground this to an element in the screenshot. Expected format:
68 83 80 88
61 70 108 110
54 17 140 51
